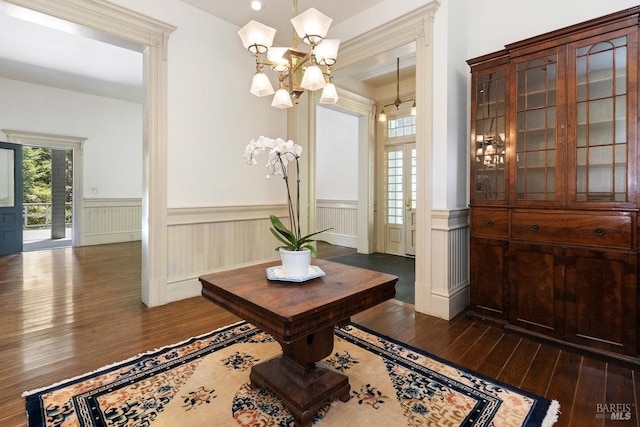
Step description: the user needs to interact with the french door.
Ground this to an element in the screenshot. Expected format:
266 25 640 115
0 142 23 255
384 142 416 256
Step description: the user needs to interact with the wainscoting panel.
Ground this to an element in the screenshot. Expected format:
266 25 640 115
83 198 142 245
316 199 357 248
430 208 470 320
166 205 286 302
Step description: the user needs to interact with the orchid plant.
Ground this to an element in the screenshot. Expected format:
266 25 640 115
244 136 330 257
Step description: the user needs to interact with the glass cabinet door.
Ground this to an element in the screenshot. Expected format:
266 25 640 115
570 30 635 203
514 52 560 202
473 69 507 201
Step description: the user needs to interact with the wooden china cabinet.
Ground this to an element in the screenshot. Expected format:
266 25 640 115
468 6 640 364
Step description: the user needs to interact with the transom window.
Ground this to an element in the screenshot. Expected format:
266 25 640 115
387 115 416 138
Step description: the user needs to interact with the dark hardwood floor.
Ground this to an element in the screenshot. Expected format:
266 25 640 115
1 242 637 426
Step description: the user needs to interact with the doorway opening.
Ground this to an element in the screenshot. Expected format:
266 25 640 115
4 129 86 252
22 145 73 251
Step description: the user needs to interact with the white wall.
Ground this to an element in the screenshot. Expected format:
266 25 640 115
108 0 288 209
0 77 142 199
433 0 470 209
316 106 358 201
467 0 640 60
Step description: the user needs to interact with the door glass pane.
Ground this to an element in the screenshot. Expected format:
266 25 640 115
411 148 417 209
387 150 403 225
575 36 627 202
515 54 557 200
474 70 506 200
0 148 15 207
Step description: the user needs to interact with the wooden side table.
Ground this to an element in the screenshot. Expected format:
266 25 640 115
200 258 397 427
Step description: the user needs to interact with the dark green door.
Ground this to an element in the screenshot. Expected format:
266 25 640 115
0 142 23 255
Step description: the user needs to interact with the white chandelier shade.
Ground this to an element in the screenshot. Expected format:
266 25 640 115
250 71 275 97
300 64 326 91
320 82 339 104
272 87 294 109
266 47 290 72
238 20 276 54
314 39 340 65
290 8 332 45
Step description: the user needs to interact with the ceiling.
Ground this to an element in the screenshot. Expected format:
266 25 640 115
178 0 416 87
0 0 414 102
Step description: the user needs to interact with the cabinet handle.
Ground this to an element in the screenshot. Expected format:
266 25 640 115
530 224 540 231
487 220 495 227
594 228 604 236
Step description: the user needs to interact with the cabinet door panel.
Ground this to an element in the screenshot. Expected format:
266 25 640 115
471 68 508 203
513 48 565 205
470 238 508 319
568 28 638 207
510 244 564 337
565 249 637 355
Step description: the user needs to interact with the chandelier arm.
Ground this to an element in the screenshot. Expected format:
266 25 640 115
288 53 312 73
257 58 283 68
384 98 413 109
278 71 291 83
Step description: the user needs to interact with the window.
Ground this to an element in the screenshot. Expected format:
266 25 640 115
388 115 416 138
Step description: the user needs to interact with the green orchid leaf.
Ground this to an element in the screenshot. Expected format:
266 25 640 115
301 244 319 257
270 215 296 242
298 228 332 245
270 229 299 252
269 215 332 254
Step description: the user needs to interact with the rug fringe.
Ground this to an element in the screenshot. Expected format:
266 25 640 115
22 320 247 397
541 400 561 427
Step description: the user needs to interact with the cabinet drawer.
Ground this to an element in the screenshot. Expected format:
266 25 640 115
471 208 509 238
511 211 633 249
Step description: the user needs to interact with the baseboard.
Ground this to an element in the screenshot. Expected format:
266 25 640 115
322 232 356 248
426 284 470 320
167 257 279 303
167 277 202 302
83 231 141 246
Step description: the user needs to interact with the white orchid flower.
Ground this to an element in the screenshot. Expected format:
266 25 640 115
243 135 329 254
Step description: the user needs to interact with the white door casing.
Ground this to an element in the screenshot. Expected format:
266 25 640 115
3 0 176 306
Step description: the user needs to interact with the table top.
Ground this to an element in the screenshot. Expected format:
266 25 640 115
200 259 397 342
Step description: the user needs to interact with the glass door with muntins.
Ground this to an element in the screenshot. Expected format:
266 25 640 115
514 49 564 205
568 29 637 207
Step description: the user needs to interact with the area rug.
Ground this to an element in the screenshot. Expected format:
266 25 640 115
24 322 560 426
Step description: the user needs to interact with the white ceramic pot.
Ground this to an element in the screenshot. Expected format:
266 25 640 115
279 248 312 277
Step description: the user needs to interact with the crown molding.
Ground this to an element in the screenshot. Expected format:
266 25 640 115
335 1 439 72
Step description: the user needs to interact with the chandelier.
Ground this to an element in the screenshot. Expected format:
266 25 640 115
378 57 416 121
237 0 339 109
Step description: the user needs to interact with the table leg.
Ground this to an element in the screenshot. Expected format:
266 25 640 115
249 325 351 427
